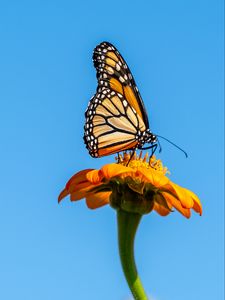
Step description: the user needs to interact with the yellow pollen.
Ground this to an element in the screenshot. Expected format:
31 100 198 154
115 151 169 175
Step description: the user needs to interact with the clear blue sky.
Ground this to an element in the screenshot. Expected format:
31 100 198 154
0 1 224 300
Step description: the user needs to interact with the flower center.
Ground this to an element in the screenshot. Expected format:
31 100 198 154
116 151 169 175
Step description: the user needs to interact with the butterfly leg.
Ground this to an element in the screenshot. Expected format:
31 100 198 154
151 144 158 157
140 143 158 157
117 152 120 164
126 149 136 166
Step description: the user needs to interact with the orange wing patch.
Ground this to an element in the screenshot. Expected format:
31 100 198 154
109 78 123 95
124 85 143 120
109 79 145 121
106 51 119 62
105 57 116 68
92 42 149 128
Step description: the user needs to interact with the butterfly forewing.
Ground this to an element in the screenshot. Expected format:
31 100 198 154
93 42 149 127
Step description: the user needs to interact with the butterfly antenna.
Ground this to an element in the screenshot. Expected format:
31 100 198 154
156 135 188 158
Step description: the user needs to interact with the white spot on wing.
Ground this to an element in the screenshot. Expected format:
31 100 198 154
123 100 128 107
116 64 121 71
119 76 125 83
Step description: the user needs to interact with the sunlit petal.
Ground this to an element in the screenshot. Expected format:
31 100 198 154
58 152 202 217
101 163 134 179
185 189 202 215
86 169 103 184
164 182 194 209
162 192 191 218
137 167 169 187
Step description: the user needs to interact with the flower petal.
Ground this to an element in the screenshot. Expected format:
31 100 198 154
163 182 194 209
58 169 94 202
86 169 103 184
68 181 91 193
58 188 69 203
162 192 191 218
153 201 171 216
70 185 94 201
185 189 202 215
101 163 134 179
137 167 169 187
86 192 111 209
65 169 94 189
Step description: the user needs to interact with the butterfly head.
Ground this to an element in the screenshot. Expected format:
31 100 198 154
146 129 157 143
137 129 157 145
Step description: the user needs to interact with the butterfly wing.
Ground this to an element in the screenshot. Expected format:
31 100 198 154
93 42 149 128
84 87 146 157
84 41 150 157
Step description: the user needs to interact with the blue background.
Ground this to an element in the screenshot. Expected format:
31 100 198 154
0 1 224 299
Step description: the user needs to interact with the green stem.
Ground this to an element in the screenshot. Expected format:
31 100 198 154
117 209 148 300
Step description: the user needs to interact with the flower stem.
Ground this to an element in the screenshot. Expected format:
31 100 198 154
117 209 148 300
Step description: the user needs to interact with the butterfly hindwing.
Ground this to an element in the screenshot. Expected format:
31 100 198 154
84 87 147 157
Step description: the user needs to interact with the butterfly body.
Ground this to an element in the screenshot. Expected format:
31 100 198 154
84 42 157 158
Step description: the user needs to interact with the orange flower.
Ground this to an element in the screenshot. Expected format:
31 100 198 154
58 152 202 218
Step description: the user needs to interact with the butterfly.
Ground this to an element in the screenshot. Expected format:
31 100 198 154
83 41 157 158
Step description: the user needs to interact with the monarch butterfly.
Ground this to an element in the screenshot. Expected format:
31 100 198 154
83 41 157 158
